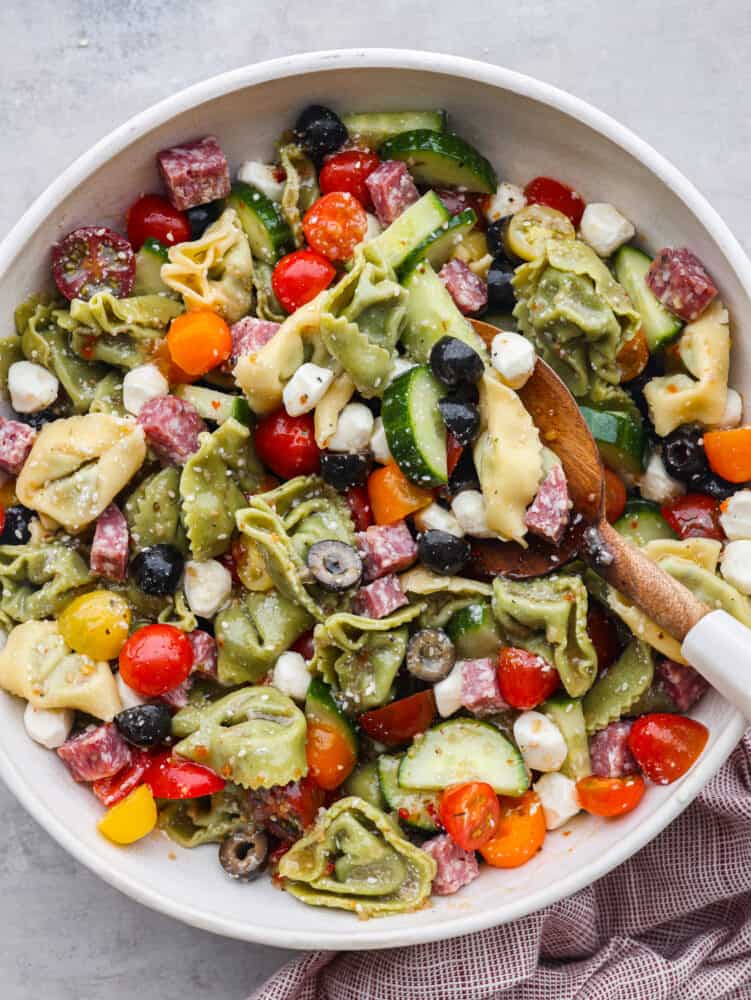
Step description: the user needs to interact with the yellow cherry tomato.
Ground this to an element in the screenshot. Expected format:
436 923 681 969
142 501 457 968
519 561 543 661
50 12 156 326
98 784 157 845
166 309 232 376
231 536 273 592
58 590 132 661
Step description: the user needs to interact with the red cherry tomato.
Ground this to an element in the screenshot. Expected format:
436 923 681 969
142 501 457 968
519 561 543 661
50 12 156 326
661 493 723 541
248 776 325 841
126 194 190 250
586 603 620 672
447 433 464 477
92 749 154 807
272 248 336 313
118 623 193 697
359 690 436 747
576 774 646 817
524 176 586 227
345 485 374 531
0 507 5 537
302 192 368 261
498 647 560 710
604 467 627 523
319 150 381 210
52 226 136 301
254 409 320 478
144 751 226 799
628 713 709 785
439 781 501 851
291 629 316 661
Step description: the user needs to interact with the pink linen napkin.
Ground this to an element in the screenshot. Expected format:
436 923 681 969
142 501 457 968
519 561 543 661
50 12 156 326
252 731 751 1000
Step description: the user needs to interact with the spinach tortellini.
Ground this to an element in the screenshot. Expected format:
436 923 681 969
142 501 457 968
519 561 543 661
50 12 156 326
124 466 186 552
399 566 493 629
0 543 92 626
279 142 320 246
159 786 249 848
583 641 654 734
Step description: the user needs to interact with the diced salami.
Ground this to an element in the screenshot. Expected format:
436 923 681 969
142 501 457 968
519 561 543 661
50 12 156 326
365 161 420 227
229 316 280 366
645 247 718 322
352 574 408 619
156 135 231 212
438 259 488 316
435 188 486 221
57 723 131 783
356 521 417 582
159 677 193 711
187 629 218 678
422 834 480 896
90 503 129 581
460 658 508 716
0 419 36 475
137 395 206 464
92 748 152 807
656 658 709 712
525 464 572 544
589 721 640 778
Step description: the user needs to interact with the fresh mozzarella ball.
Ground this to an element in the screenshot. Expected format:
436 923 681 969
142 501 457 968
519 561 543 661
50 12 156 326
369 417 392 465
433 661 464 718
513 711 568 773
451 490 494 538
533 772 580 830
720 540 751 594
364 213 383 242
116 672 148 710
491 331 536 390
272 651 311 702
710 387 743 429
486 182 527 222
413 501 465 537
184 559 233 618
327 402 374 453
8 361 59 413
720 489 751 540
236 160 284 202
282 363 335 417
122 363 169 416
639 452 685 505
23 703 74 749
578 203 636 257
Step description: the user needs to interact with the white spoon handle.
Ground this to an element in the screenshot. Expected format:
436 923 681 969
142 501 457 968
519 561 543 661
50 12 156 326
682 610 751 719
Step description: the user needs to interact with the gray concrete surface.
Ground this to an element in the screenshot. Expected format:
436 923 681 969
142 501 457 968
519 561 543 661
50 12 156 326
1 1 750 996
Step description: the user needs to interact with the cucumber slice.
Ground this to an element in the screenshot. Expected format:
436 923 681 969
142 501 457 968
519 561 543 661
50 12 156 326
401 261 489 362
613 246 683 352
370 191 450 270
504 204 575 261
614 499 677 547
377 755 440 832
396 209 478 280
174 385 251 425
540 693 591 780
446 602 502 658
382 365 448 487
398 718 529 796
579 405 646 475
342 760 386 810
342 110 447 149
227 182 293 264
305 677 358 759
133 237 170 295
379 130 497 194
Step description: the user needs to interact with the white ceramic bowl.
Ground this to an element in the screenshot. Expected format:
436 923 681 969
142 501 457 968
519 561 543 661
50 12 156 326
0 49 748 950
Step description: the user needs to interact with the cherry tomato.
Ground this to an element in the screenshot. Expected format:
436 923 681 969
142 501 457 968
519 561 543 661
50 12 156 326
319 149 381 210
126 194 190 250
248 776 325 841
439 782 501 852
166 309 232 375
272 248 336 313
661 493 723 541
627 713 709 785
604 467 627 523
576 774 645 817
524 176 586 227
151 337 200 385
58 590 131 661
118 623 193 697
52 225 135 301
345 485 374 532
367 463 433 525
0 507 6 537
359 690 436 747
302 192 368 261
254 409 320 478
446 433 464 477
144 751 226 799
291 629 316 661
480 791 546 869
587 603 620 672
306 721 357 791
616 326 649 383
498 647 560 710
92 748 153 807
230 535 273 592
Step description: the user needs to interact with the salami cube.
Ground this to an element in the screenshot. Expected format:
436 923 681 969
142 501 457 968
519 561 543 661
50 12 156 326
356 521 418 582
0 419 36 475
589 721 639 778
353 574 408 619
460 658 508 716
57 723 131 783
656 658 709 712
159 677 193 711
137 395 207 464
187 629 218 678
90 503 129 581
157 135 231 212
92 748 151 807
422 834 480 895
645 247 718 322
438 259 488 316
365 161 420 227
229 316 280 366
525 464 572 544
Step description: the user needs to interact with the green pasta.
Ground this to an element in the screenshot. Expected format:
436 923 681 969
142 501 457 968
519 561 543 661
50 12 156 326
399 566 493 629
158 786 249 848
0 543 93 624
124 467 187 552
88 371 126 416
252 259 286 322
0 334 23 395
279 142 320 246
583 641 654 734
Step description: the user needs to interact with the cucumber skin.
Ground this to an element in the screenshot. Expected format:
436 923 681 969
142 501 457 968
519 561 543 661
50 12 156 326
381 366 448 487
613 246 683 352
227 182 292 264
342 110 447 148
379 129 498 194
377 755 440 832
541 694 591 780
396 209 478 281
579 405 646 476
446 602 502 659
305 677 358 757
614 500 677 547
370 191 450 270
400 261 489 363
133 238 170 295
342 760 386 810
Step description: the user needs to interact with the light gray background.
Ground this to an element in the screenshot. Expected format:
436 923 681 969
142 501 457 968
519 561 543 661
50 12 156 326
2 1 750 997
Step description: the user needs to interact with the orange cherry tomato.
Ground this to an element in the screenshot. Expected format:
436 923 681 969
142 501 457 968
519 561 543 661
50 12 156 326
306 721 357 791
439 782 501 852
151 338 198 385
480 791 546 869
303 192 368 261
627 713 709 785
358 690 436 747
703 427 751 483
367 463 433 525
604 467 627 523
576 774 646 817
616 326 649 383
166 309 232 376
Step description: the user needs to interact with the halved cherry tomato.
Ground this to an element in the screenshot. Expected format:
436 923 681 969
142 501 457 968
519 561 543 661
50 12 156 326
144 751 226 799
52 225 136 301
151 337 200 385
345 485 374 531
319 149 381 210
576 774 646 817
92 748 153 808
126 193 190 249
291 629 316 661
524 176 586 227
118 623 194 697
661 493 723 541
359 690 436 747
587 603 620 672
628 713 709 785
498 647 560 710
272 248 336 313
439 782 501 851
306 721 357 790
166 309 232 375
446 433 464 477
0 507 6 537
616 326 649 383
249 777 325 841
367 463 433 525
703 427 751 484
254 409 320 478
604 467 627 523
480 791 546 868
303 192 368 261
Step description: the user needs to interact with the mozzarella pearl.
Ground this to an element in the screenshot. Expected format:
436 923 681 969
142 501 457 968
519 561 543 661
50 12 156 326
8 361 59 413
433 661 464 718
327 402 374 453
451 490 494 538
184 559 233 618
272 651 311 703
513 711 568 772
122 363 169 416
720 540 751 595
579 203 636 257
116 672 148 710
720 489 751 541
23 703 74 749
639 451 686 505
710 387 743 429
369 417 393 465
486 182 527 222
413 502 464 537
533 772 580 830
491 331 536 390
236 161 285 202
282 363 335 417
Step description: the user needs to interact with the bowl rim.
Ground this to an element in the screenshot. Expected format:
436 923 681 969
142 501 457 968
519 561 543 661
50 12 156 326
0 48 747 951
